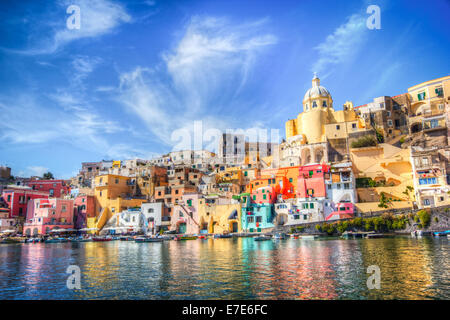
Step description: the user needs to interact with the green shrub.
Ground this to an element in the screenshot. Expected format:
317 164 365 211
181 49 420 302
417 210 431 228
296 226 305 233
399 137 405 144
351 135 377 148
290 227 296 234
434 217 439 223
414 215 419 223
315 224 321 232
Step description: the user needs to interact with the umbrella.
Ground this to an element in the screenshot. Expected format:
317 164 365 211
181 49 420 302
79 228 98 231
1 229 16 233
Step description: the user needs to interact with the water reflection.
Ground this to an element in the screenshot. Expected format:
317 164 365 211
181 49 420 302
0 237 448 300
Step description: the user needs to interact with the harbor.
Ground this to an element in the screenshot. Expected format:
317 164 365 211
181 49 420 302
0 236 448 300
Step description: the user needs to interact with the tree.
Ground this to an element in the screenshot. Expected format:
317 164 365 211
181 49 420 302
42 172 54 180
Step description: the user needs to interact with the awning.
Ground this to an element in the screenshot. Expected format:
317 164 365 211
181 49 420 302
228 209 238 220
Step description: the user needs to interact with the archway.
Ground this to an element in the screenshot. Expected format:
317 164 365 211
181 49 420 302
301 148 311 165
314 147 324 163
32 228 38 236
25 229 31 236
411 123 422 133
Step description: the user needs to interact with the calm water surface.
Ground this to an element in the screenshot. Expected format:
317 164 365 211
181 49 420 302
0 237 448 299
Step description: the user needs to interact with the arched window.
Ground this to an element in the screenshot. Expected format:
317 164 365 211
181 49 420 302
312 101 317 108
322 100 327 107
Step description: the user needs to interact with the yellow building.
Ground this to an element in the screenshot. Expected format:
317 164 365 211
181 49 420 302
285 74 366 143
197 197 241 234
86 174 146 233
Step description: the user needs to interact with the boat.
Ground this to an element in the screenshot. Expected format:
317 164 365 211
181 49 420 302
135 237 164 243
299 235 318 240
92 237 112 242
214 234 232 239
273 233 287 240
120 236 134 241
290 234 299 239
174 235 198 241
433 230 450 237
411 230 432 237
198 235 207 239
254 235 272 241
79 238 93 242
0 237 26 244
45 238 69 243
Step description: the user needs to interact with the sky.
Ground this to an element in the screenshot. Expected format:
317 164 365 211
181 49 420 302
0 0 449 179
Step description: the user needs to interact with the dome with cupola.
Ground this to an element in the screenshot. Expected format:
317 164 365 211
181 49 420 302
302 73 333 112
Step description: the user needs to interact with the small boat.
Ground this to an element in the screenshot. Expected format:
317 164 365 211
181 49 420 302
135 237 164 243
254 235 272 241
79 238 93 242
433 230 450 237
45 238 69 243
1 237 26 244
92 237 112 242
290 234 299 239
174 235 198 241
299 235 318 240
273 233 287 240
198 235 207 239
213 234 232 239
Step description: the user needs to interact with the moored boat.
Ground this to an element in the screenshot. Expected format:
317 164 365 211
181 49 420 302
299 235 318 240
174 235 198 241
214 234 232 239
45 237 69 243
273 233 287 240
254 235 272 241
93 236 112 242
135 237 164 243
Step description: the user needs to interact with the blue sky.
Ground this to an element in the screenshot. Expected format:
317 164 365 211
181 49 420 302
0 0 449 179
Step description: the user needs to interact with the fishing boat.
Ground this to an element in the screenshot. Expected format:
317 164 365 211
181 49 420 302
299 235 318 240
174 235 198 241
92 236 112 242
214 234 232 239
44 237 69 243
273 233 287 240
254 235 272 241
135 237 164 243
433 230 450 237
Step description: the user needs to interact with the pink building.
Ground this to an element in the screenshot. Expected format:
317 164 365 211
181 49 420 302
325 203 354 221
73 195 95 229
297 164 330 199
171 193 202 234
1 186 49 218
251 186 277 204
27 179 70 198
23 198 74 236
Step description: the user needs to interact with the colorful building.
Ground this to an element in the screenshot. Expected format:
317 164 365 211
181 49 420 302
197 195 241 234
73 194 95 230
1 186 49 219
240 187 275 233
23 198 74 236
27 179 70 198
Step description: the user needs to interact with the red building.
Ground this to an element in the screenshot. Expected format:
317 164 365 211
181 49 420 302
1 186 49 218
251 186 278 204
73 195 95 229
297 164 330 199
27 179 70 198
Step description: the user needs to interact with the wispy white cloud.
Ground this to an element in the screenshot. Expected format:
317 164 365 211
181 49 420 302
311 14 367 77
117 16 277 150
26 166 49 177
5 0 131 55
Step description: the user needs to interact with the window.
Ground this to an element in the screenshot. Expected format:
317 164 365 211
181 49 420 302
435 87 443 97
289 178 293 183
312 101 317 108
187 199 192 206
327 184 332 190
423 199 430 206
309 203 314 209
419 177 437 185
322 101 327 107
253 195 256 200
111 207 115 213
352 123 356 129
418 92 426 101
294 215 300 220
247 216 254 223
61 205 66 212
336 125 340 130
387 120 393 127
244 171 248 176
344 183 350 189
263 194 267 200
256 216 262 222
303 215 308 220
175 190 179 194
7 195 11 202
147 208 154 213
387 111 391 117
438 104 444 110
337 184 341 189
158 191 161 196
115 179 119 184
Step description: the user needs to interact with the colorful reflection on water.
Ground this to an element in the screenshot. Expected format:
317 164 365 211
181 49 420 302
0 237 448 299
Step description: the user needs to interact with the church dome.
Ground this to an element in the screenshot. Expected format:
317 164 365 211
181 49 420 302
303 73 331 101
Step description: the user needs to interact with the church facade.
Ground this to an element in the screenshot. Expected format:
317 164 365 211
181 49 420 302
278 74 372 167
